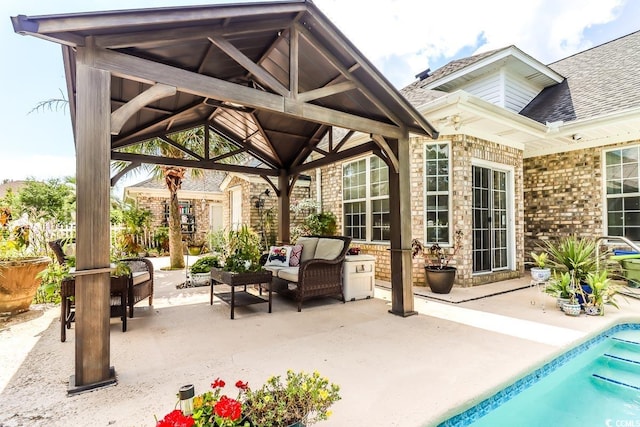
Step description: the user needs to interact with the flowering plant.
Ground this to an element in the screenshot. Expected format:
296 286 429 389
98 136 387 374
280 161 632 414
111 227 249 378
156 371 340 427
156 378 250 427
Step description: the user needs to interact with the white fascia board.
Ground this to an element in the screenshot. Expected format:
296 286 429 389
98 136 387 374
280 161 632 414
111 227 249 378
423 46 563 91
125 186 224 200
553 106 640 137
419 91 549 138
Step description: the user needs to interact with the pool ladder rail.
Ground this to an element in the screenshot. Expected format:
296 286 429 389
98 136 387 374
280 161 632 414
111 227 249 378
591 336 640 391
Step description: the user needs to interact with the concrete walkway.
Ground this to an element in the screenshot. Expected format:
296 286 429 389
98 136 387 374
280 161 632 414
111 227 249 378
1 257 639 426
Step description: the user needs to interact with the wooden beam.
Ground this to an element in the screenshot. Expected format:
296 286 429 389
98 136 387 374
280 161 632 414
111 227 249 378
290 141 377 174
371 134 399 173
111 83 176 135
93 48 406 139
159 135 204 161
73 43 114 389
290 125 329 168
208 35 290 97
289 24 299 98
297 81 356 103
333 130 355 152
111 99 174 115
111 151 279 176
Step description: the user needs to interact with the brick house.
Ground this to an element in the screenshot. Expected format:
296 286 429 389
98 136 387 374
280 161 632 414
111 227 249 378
125 28 640 289
317 30 640 287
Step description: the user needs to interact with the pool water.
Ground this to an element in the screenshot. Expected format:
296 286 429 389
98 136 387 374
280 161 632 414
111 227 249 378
440 323 640 427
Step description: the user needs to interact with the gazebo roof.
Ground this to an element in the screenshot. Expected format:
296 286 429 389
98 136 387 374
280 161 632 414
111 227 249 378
12 0 437 180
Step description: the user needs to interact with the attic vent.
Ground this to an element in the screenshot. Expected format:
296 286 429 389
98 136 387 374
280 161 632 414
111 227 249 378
415 68 431 81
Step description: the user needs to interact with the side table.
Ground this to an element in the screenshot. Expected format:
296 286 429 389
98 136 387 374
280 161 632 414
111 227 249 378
210 269 273 319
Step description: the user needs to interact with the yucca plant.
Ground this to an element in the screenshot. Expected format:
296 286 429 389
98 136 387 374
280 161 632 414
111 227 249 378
542 235 602 284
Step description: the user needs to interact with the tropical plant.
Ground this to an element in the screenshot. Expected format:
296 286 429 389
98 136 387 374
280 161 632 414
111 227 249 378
542 235 601 283
584 269 619 315
301 211 338 236
544 271 572 299
34 261 70 304
530 251 549 268
411 230 464 269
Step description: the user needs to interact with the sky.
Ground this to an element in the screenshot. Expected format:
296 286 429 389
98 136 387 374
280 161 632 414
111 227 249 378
1 0 639 192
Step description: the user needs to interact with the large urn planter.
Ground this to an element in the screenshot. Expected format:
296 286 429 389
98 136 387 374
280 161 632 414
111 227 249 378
424 266 457 294
0 256 51 315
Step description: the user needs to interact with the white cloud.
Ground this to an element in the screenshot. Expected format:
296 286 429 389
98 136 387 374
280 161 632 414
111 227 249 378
315 0 626 86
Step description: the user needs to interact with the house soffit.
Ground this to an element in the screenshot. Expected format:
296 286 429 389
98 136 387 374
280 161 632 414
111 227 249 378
12 1 437 183
419 91 640 158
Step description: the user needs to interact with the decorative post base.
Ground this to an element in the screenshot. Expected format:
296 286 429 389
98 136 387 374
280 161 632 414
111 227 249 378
68 366 117 396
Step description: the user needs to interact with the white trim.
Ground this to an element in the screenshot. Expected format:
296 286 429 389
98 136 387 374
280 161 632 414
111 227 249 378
423 141 452 245
470 158 516 272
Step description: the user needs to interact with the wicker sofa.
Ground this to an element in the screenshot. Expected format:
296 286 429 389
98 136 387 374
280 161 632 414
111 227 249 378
264 235 352 312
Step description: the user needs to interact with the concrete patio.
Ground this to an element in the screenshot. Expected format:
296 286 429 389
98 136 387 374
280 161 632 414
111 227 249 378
1 258 639 426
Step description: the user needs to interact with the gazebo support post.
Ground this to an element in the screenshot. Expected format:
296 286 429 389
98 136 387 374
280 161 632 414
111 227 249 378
278 171 291 244
388 134 417 317
69 42 116 394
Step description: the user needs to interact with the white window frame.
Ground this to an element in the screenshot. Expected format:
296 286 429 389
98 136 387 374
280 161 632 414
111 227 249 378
603 145 640 240
342 155 390 242
423 142 452 245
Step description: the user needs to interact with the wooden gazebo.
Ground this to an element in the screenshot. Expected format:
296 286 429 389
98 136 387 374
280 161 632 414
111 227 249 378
12 0 437 392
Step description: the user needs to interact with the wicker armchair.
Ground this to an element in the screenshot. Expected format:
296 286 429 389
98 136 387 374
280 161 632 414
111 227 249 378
268 235 352 312
119 257 154 318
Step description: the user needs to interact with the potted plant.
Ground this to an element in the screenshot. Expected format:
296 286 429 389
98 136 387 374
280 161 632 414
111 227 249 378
542 235 602 305
190 255 221 286
222 226 262 273
529 251 551 282
584 269 619 316
0 210 51 315
544 271 573 310
411 230 463 294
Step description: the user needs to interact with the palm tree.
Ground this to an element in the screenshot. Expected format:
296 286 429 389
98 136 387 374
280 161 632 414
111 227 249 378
113 127 241 269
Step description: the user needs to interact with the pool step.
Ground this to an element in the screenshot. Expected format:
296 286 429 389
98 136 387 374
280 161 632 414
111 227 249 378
604 353 640 366
592 373 640 391
611 336 640 346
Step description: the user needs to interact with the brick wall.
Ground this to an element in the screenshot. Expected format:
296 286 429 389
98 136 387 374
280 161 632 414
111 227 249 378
320 133 524 287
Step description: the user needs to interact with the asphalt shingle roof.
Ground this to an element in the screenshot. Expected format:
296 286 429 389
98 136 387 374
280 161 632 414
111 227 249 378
521 29 640 123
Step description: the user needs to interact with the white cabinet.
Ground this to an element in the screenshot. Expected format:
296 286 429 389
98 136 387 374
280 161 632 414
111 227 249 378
342 255 375 301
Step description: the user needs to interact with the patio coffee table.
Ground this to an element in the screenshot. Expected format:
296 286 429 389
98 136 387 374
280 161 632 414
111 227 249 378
210 269 273 319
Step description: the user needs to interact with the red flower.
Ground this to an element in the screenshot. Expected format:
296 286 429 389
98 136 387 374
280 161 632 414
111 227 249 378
156 409 195 427
211 378 226 389
214 395 242 421
235 380 248 390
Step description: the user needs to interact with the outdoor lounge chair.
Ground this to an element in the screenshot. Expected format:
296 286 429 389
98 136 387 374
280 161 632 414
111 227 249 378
263 235 352 311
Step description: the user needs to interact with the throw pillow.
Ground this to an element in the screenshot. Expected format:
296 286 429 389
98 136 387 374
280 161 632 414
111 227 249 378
289 244 303 266
265 246 291 267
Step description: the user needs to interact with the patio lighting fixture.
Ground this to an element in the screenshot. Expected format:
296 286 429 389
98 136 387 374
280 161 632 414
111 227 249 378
572 133 583 141
179 384 195 415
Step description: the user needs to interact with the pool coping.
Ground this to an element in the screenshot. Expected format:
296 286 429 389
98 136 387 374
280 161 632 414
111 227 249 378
433 315 640 426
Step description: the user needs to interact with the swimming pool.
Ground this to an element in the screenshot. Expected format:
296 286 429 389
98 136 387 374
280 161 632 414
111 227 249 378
439 323 640 427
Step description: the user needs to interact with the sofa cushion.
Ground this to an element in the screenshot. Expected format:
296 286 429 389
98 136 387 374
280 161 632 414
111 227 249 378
132 271 150 286
289 244 304 266
265 245 292 267
296 237 319 262
314 238 344 260
277 267 299 282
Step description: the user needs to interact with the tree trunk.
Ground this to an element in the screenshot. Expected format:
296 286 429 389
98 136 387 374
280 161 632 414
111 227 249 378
163 166 186 269
168 191 185 269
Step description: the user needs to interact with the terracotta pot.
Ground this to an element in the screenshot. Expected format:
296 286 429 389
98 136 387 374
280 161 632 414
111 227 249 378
0 256 51 314
424 266 456 294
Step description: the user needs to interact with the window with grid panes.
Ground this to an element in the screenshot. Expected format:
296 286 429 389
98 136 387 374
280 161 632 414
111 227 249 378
342 156 390 241
424 143 451 244
605 146 640 240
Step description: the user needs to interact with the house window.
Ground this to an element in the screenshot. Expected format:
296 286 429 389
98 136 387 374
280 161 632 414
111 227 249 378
424 143 451 244
605 146 640 240
342 156 389 241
